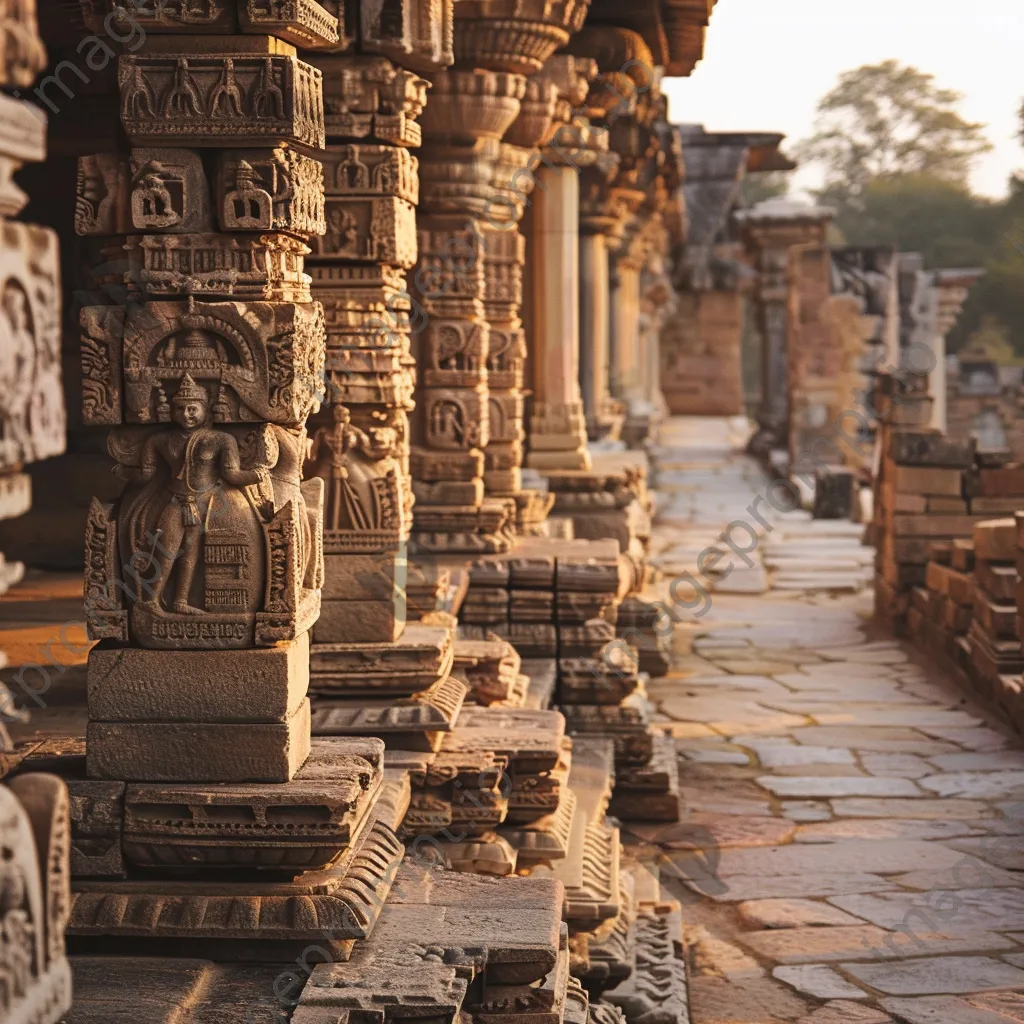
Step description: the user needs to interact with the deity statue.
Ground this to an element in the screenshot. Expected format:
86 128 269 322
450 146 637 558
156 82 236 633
117 374 272 617
305 405 393 533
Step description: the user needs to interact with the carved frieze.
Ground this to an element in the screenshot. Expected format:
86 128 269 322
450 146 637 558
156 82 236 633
119 54 326 149
321 143 419 203
239 0 341 48
419 69 525 147
355 0 454 72
0 220 66 471
217 148 327 237
312 195 417 267
79 298 325 427
125 232 313 303
85 0 237 35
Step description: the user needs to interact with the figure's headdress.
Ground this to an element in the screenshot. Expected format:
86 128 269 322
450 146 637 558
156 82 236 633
173 373 208 405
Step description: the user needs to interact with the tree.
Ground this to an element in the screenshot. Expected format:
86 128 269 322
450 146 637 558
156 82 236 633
798 61 992 200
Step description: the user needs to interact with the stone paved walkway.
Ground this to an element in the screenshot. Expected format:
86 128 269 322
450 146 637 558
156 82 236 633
638 418 1024 1024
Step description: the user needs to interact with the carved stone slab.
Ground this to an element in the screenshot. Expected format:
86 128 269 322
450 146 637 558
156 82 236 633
0 219 65 471
311 675 468 751
499 787 576 864
605 901 689 1024
80 299 326 427
560 697 654 768
312 195 417 267
317 56 428 147
119 53 326 149
87 631 310 722
506 738 570 824
441 707 564 773
65 958 294 1024
68 819 404 942
87 697 312 783
238 0 341 48
608 733 680 824
121 739 381 871
309 621 454 694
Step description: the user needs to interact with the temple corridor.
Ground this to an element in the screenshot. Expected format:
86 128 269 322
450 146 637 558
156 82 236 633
642 419 1024 1023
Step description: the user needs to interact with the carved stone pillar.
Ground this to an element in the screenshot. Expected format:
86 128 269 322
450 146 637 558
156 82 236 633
304 53 429 643
0 1 63 594
79 32 330 783
737 198 832 460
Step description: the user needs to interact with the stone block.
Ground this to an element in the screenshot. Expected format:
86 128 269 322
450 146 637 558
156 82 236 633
86 698 311 782
87 632 310 722
314 596 405 643
813 467 858 520
322 551 407 602
888 431 974 468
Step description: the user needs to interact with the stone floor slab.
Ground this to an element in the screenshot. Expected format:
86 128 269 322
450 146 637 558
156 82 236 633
843 955 1024 996
830 798 994 820
759 776 922 799
774 964 868 1000
737 899 866 930
880 994 1024 1023
829 889 1024 932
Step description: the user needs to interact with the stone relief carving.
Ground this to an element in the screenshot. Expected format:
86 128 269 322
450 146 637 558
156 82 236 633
84 397 324 648
119 54 326 149
0 222 65 471
80 298 326 427
305 404 409 553
217 149 327 237
0 775 73 1024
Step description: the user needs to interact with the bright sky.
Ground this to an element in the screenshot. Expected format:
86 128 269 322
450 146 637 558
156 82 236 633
661 0 1024 199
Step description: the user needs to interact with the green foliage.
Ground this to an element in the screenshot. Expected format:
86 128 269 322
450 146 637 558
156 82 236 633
799 60 992 198
949 177 1024 355
819 174 999 267
795 63 1024 357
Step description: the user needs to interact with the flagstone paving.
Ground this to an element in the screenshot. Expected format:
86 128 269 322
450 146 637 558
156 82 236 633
637 418 1024 1023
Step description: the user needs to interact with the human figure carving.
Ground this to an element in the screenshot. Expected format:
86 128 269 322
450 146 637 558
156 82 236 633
125 375 270 616
305 405 389 531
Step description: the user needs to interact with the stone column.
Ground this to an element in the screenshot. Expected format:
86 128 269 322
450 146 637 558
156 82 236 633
526 161 591 471
579 227 611 435
737 198 832 460
0 3 63 595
